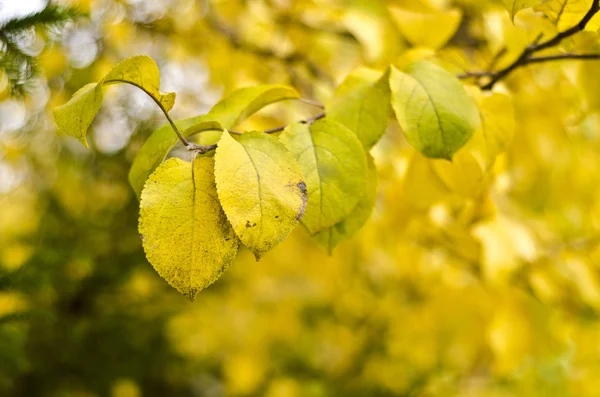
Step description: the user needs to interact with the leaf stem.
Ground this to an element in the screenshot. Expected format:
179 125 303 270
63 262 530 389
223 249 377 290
104 78 192 148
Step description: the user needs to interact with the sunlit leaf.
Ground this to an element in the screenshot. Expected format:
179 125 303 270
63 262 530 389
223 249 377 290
327 68 391 148
279 118 368 234
214 131 307 260
54 55 175 148
138 157 239 301
389 7 462 50
389 61 480 160
312 154 377 253
53 83 103 148
103 55 176 111
207 85 299 129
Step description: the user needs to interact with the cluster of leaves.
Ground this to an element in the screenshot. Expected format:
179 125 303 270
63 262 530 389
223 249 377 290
54 54 482 300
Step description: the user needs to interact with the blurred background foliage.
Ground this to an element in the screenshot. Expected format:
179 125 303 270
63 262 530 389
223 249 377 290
3 0 600 396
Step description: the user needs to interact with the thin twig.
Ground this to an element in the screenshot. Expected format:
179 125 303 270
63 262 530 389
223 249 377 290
104 79 192 147
264 112 325 134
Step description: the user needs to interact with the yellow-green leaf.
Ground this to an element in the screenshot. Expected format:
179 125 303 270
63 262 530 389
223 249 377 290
128 85 299 198
208 85 299 130
312 154 377 254
389 61 480 160
214 131 307 260
279 119 368 234
53 83 103 148
327 68 391 148
138 157 239 301
503 0 543 21
54 55 175 148
389 7 462 50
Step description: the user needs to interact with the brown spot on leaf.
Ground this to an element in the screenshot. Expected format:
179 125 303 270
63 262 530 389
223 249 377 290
296 181 308 221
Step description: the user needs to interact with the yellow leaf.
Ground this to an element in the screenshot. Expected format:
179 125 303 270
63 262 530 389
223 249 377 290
389 7 462 50
214 131 307 260
54 55 175 148
103 55 176 111
139 157 239 301
279 119 368 234
53 83 103 148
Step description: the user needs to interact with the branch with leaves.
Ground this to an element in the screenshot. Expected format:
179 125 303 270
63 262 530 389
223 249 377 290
51 1 600 301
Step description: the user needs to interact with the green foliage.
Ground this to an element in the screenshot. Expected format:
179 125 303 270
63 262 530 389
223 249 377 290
50 53 510 297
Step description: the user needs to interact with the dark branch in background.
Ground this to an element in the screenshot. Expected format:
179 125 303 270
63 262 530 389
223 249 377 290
0 4 82 95
461 0 600 90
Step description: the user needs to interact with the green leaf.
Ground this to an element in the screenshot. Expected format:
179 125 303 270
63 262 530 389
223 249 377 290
389 61 480 160
214 131 307 260
279 118 368 234
128 84 300 198
312 154 377 254
502 0 542 21
138 157 239 301
53 83 103 148
327 68 391 149
54 55 175 148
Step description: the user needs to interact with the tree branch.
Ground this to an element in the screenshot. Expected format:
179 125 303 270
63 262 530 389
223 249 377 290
463 0 600 90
